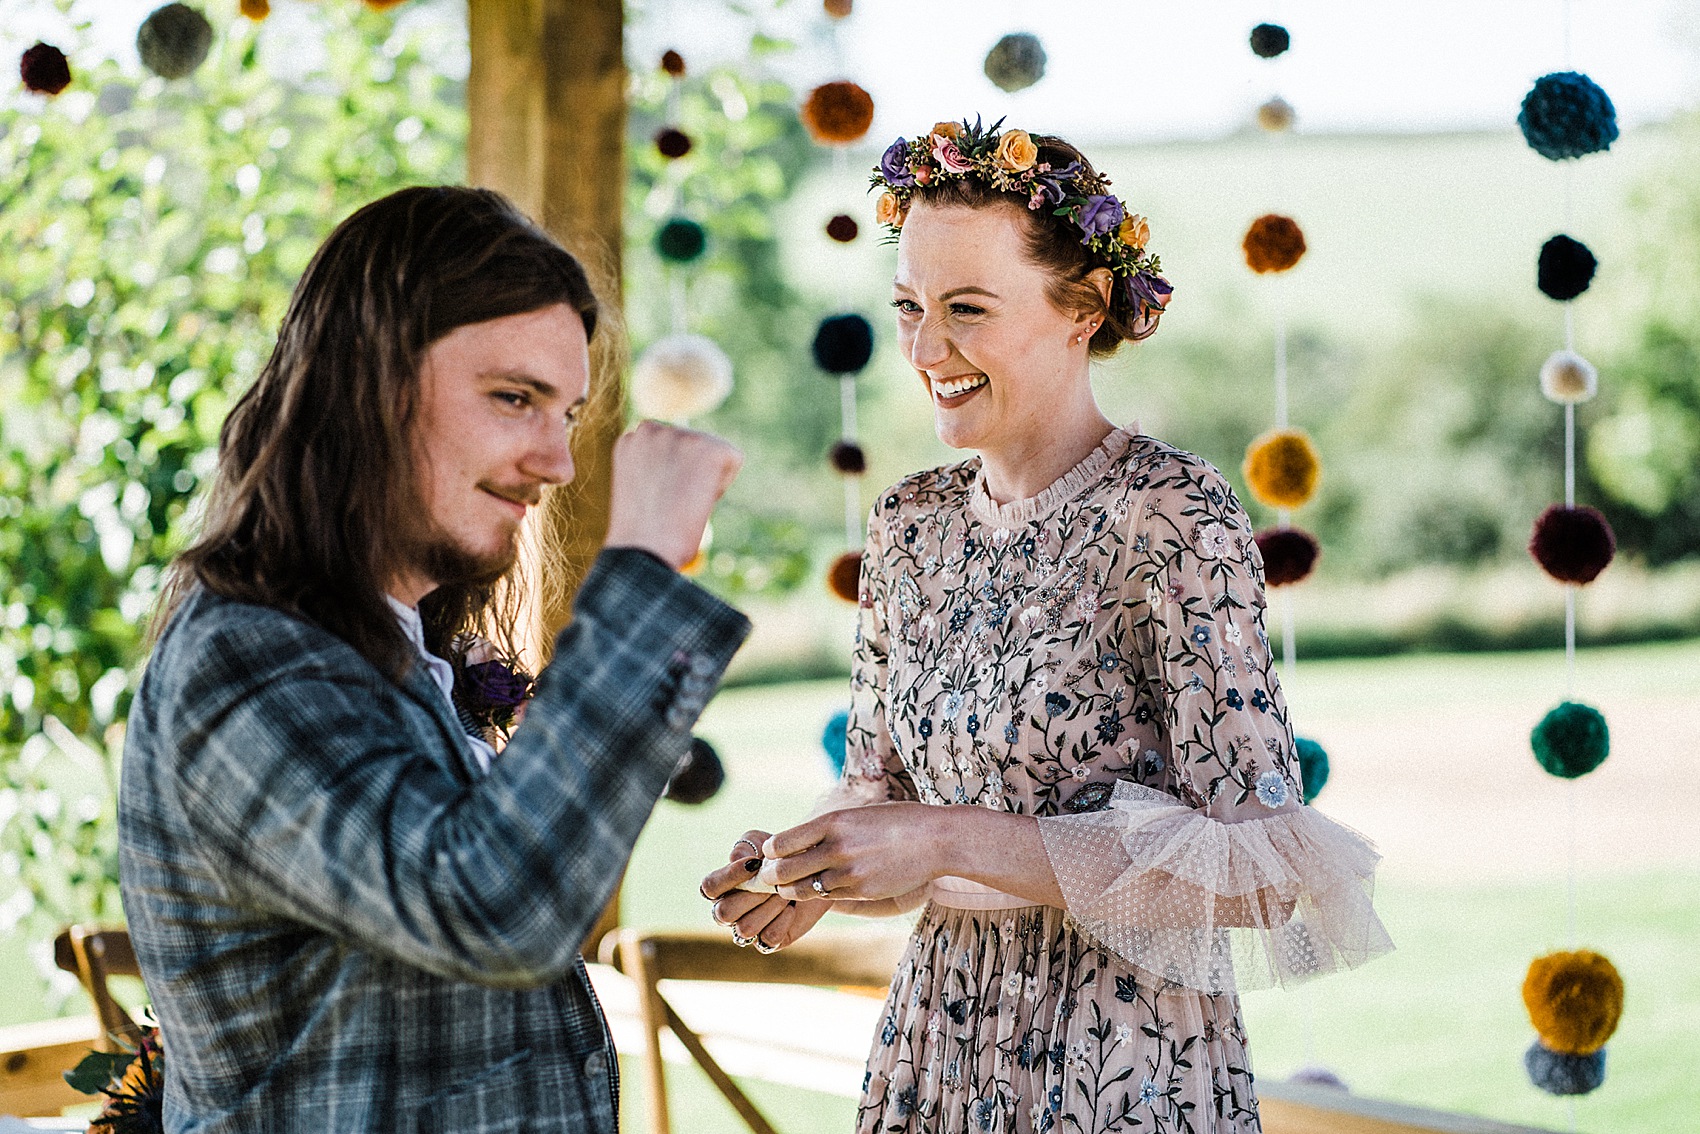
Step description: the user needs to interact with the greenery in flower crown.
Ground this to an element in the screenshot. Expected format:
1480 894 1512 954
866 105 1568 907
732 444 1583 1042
869 117 1173 327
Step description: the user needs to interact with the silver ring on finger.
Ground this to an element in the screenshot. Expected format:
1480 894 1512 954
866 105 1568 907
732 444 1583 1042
811 875 830 898
733 838 761 859
753 937 779 955
731 929 754 948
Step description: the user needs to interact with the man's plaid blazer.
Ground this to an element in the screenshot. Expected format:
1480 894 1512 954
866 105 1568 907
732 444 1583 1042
118 549 750 1133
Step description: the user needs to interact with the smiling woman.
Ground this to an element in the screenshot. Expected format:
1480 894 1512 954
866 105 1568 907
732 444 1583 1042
703 121 1390 1134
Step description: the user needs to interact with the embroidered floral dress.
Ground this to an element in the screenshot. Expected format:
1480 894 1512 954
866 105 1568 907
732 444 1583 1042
831 426 1391 1134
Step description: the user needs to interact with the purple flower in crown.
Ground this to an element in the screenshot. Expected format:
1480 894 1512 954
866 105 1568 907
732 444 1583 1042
879 138 915 186
1076 195 1125 242
1127 270 1174 311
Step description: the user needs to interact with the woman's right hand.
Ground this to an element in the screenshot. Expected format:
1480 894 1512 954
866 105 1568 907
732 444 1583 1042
700 829 834 952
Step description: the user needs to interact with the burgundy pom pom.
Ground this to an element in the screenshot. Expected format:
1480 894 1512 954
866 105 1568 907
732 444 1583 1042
1530 505 1615 585
20 42 72 95
655 127 693 159
826 214 859 243
829 440 867 475
660 49 685 77
1255 527 1320 587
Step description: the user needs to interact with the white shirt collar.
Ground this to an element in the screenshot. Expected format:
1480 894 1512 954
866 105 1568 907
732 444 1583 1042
386 596 494 774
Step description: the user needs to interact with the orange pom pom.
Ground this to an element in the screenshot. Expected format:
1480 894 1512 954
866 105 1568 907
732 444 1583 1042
823 0 854 17
1523 951 1624 1056
1243 429 1320 510
827 550 862 603
1243 214 1307 274
801 81 875 145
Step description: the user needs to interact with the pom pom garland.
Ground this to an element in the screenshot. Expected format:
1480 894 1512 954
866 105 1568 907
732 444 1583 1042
827 550 862 603
826 214 859 243
1255 527 1320 587
1519 72 1619 161
1529 504 1615 584
1524 1041 1606 1096
655 127 693 159
19 42 72 95
240 0 270 18
1294 737 1330 804
137 4 214 81
1250 23 1291 58
1256 97 1295 133
655 218 707 264
664 737 725 804
1523 951 1624 1056
631 334 734 422
1243 429 1321 510
812 313 874 374
1540 350 1597 404
1530 701 1610 779
821 708 850 777
660 49 685 77
801 81 875 145
829 440 867 475
1243 214 1307 274
983 33 1048 93
1537 235 1597 302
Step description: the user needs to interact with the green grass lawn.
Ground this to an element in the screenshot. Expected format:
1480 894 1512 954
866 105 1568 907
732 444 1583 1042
6 644 1696 1132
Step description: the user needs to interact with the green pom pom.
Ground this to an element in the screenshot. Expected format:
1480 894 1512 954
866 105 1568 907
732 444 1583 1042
1295 737 1329 803
137 4 214 81
655 217 707 264
1531 702 1609 779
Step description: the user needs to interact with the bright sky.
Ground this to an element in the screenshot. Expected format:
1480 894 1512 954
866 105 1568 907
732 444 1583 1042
8 0 1700 142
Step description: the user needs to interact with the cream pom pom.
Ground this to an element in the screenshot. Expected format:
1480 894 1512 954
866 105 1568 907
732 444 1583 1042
631 334 733 421
1256 97 1295 133
1540 350 1597 404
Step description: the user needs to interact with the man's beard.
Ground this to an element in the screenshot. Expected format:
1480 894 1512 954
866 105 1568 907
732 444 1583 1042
409 527 520 591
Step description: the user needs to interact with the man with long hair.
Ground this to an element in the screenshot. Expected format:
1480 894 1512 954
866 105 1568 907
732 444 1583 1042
118 186 748 1132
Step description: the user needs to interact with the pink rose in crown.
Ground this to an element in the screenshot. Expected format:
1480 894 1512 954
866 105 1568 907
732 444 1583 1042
932 136 973 174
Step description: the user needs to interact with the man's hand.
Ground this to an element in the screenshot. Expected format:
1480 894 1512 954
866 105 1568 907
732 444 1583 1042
604 421 742 569
701 829 834 952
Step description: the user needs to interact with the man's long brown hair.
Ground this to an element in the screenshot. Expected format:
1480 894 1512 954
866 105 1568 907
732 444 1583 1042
158 186 601 682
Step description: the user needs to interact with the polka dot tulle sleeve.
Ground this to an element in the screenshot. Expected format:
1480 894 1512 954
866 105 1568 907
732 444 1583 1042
1035 461 1392 994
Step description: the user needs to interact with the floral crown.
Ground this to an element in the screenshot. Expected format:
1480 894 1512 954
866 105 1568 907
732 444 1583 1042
870 117 1173 335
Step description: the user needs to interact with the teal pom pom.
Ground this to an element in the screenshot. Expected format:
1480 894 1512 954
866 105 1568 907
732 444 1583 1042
655 218 707 264
983 33 1046 93
1518 72 1618 161
137 4 214 81
1525 1040 1605 1096
1295 737 1329 803
1531 702 1609 779
822 708 849 777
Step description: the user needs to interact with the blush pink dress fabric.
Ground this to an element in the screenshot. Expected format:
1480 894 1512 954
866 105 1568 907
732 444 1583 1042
830 426 1392 1134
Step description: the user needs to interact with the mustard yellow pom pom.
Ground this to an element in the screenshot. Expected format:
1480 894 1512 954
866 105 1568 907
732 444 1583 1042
1523 950 1624 1056
827 550 862 603
1243 429 1320 510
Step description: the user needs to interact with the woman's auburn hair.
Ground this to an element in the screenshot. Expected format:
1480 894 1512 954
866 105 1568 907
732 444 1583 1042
907 134 1138 358
157 185 605 682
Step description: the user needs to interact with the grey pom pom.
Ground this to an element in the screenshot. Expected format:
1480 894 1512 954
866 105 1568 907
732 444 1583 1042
138 4 214 81
984 33 1047 93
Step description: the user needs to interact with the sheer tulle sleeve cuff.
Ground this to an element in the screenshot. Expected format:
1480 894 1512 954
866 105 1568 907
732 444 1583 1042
1038 781 1393 995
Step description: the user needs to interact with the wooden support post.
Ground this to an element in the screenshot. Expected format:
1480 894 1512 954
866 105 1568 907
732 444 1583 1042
467 0 628 954
467 0 627 631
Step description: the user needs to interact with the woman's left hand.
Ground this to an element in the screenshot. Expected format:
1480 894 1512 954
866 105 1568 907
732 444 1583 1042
757 802 945 902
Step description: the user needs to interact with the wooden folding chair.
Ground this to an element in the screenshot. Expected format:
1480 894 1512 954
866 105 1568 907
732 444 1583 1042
52 925 142 1052
599 926 907 1134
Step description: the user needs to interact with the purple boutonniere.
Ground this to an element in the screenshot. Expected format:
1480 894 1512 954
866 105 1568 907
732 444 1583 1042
458 657 534 734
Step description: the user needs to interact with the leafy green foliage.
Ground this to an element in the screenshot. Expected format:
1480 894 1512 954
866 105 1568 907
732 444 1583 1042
0 3 464 936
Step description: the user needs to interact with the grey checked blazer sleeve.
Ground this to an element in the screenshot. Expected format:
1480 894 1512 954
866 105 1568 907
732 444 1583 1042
138 547 749 987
